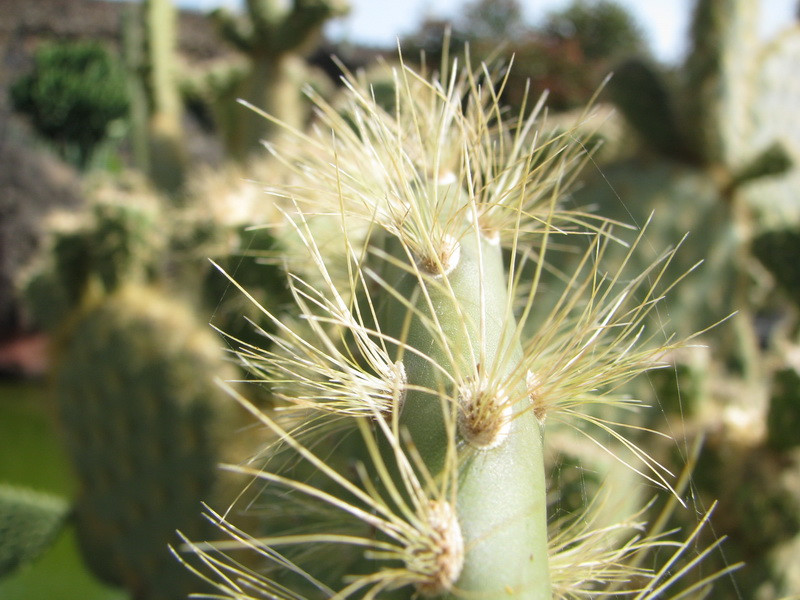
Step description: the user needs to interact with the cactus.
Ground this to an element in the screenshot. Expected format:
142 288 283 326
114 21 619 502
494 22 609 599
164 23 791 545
52 284 239 600
0 484 69 578
144 0 187 194
765 363 800 453
21 189 164 332
597 0 800 380
593 4 800 595
210 0 349 159
182 53 735 598
202 223 291 350
682 354 800 598
14 165 291 600
121 0 187 194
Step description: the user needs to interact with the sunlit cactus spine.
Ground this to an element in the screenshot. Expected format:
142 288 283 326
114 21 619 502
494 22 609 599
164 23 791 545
185 52 734 598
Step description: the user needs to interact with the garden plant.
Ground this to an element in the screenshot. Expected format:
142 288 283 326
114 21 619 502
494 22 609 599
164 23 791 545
180 49 737 599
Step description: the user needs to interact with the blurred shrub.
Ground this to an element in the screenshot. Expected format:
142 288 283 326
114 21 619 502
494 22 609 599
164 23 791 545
542 0 646 62
401 0 647 112
10 41 129 169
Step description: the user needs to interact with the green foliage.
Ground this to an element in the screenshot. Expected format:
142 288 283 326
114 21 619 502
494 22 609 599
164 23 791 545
403 0 646 112
543 0 646 61
0 485 69 578
10 41 129 168
53 284 237 600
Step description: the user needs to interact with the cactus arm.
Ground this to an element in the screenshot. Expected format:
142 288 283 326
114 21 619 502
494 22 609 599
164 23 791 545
211 8 255 53
684 0 760 166
378 207 550 597
210 0 349 158
122 6 151 175
726 141 792 194
246 0 284 40
144 0 187 194
273 0 349 54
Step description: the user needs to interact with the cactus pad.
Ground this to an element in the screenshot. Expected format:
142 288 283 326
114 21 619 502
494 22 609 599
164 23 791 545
53 284 236 600
0 484 69 578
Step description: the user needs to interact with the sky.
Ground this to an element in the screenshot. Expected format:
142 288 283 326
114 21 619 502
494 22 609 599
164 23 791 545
171 0 797 65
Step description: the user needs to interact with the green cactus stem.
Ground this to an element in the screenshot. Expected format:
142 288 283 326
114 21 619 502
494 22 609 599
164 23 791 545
122 0 187 193
684 0 759 167
376 220 550 597
145 0 187 193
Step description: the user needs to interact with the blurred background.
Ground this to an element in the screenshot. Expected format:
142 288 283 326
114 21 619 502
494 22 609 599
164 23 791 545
1 0 799 598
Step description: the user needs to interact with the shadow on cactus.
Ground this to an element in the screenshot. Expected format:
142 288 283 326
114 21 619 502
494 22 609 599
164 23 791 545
180 50 739 598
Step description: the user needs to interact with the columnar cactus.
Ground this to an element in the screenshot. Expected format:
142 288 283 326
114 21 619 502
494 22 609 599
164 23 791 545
121 0 187 194
186 55 731 598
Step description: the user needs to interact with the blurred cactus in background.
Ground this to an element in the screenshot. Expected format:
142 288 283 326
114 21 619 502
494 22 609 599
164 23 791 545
22 179 164 333
207 0 349 160
121 0 188 195
13 166 288 598
576 0 800 596
0 485 70 579
52 284 237 600
9 41 130 169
